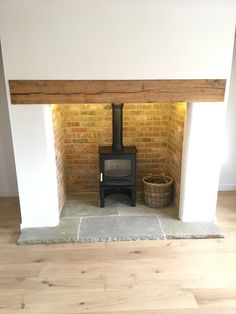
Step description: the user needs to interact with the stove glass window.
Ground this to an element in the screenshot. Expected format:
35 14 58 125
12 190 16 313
104 159 131 177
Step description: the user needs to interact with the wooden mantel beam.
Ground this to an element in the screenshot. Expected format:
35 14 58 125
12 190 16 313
9 79 226 104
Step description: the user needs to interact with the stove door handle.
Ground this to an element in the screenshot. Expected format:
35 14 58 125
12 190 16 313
100 173 103 182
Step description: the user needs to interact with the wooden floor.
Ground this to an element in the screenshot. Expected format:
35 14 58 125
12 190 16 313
0 192 236 313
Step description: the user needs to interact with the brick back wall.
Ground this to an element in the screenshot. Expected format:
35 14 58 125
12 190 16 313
167 102 186 207
51 103 186 206
56 103 171 193
124 104 169 190
51 104 66 212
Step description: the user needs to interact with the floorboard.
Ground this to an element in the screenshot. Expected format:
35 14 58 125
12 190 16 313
0 192 236 313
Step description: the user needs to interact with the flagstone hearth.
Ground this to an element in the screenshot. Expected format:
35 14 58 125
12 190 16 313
17 194 223 244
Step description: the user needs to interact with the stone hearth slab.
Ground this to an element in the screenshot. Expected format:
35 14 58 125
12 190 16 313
160 216 224 239
60 198 117 218
79 215 166 242
17 195 224 244
17 218 81 244
118 200 176 216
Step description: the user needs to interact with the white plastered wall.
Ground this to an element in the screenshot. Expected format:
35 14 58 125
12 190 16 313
0 0 235 80
0 0 236 226
180 102 227 222
0 42 18 196
219 36 236 191
10 105 59 228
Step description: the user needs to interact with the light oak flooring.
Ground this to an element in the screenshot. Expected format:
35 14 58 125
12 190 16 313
0 192 236 313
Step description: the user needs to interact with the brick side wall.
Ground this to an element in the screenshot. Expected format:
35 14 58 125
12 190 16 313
51 103 186 207
167 102 186 207
51 104 66 212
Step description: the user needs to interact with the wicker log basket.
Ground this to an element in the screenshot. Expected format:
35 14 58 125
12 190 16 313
143 174 173 208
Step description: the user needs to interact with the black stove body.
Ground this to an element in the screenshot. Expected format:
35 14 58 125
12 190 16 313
99 103 137 207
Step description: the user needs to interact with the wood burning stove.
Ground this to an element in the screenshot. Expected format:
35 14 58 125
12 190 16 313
99 103 137 207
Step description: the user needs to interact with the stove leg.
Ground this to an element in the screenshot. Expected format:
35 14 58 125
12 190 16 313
131 187 136 207
100 188 105 208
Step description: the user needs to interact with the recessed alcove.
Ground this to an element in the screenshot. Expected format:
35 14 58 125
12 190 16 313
51 102 186 213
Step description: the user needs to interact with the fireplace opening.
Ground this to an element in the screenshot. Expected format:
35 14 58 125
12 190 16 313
51 102 186 213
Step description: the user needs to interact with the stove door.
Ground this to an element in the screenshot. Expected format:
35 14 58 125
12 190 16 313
105 159 131 178
100 154 136 186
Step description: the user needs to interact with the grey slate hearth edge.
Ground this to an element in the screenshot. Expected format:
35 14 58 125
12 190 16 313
17 214 223 245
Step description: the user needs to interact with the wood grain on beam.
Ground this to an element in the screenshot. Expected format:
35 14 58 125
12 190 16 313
9 79 226 104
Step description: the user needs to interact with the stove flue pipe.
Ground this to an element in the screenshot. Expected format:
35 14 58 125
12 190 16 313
112 103 124 151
